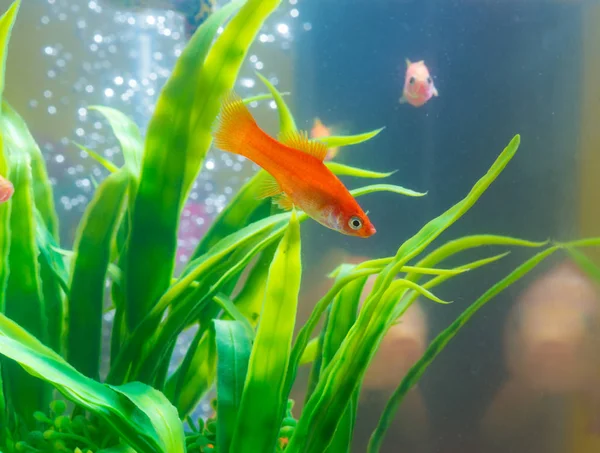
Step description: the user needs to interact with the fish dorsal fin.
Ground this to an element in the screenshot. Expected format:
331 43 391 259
256 172 283 200
279 130 328 161
273 192 294 211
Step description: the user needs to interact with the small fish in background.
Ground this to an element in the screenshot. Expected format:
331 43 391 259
213 93 376 238
104 0 215 40
310 118 339 160
0 175 14 203
399 59 439 108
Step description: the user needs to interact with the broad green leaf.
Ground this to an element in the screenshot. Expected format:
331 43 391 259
367 246 559 452
325 162 396 179
214 320 253 453
1 101 58 239
4 153 49 425
230 211 302 453
67 169 130 380
74 141 119 173
1 101 64 353
109 382 186 453
316 128 385 149
0 0 21 439
0 313 184 453
123 0 245 331
255 71 296 134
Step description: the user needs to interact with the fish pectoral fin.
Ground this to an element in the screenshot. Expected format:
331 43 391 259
256 172 283 199
405 58 411 67
273 192 294 211
399 95 407 104
432 87 439 97
278 130 328 161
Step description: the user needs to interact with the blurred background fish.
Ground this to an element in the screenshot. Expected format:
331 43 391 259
104 0 215 39
0 175 14 203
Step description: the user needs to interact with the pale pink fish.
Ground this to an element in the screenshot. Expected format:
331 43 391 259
399 58 439 108
0 175 14 203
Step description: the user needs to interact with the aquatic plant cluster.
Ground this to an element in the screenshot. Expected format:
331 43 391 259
0 1 598 453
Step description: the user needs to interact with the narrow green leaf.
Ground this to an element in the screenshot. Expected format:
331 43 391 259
188 170 271 263
123 0 245 331
0 1 19 97
299 337 319 365
73 142 119 173
213 294 254 339
564 245 600 283
230 210 302 453
67 169 130 380
214 320 253 453
34 210 68 352
320 270 367 453
326 162 396 179
255 71 297 134
350 183 427 198
367 246 559 452
316 128 385 149
88 105 143 176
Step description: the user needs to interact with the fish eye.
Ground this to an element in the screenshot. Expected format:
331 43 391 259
427 77 432 84
348 216 362 230
409 76 416 85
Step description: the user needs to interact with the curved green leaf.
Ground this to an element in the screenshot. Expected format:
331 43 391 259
326 162 396 179
350 183 427 198
255 71 296 134
88 106 143 176
73 141 119 173
316 128 385 149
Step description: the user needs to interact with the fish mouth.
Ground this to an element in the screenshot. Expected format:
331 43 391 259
362 224 376 237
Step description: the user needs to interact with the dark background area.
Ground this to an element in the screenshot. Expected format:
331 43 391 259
293 0 583 451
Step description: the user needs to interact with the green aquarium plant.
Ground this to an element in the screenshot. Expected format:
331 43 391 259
0 1 599 453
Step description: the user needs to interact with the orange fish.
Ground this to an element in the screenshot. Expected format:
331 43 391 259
213 93 376 238
0 175 13 203
399 59 438 107
310 118 339 160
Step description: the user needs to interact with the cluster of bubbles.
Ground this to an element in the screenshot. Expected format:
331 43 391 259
31 0 311 419
35 0 311 243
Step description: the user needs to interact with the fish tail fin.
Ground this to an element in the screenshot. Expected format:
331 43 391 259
213 92 258 158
